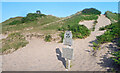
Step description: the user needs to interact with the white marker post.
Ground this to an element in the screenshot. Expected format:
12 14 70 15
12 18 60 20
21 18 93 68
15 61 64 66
68 59 71 70
62 31 73 71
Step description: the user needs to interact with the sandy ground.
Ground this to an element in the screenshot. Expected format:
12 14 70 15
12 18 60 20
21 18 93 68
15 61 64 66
0 34 7 40
1 15 112 71
79 20 95 29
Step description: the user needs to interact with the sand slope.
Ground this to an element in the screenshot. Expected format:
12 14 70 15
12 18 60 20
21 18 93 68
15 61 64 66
79 20 95 29
2 15 111 71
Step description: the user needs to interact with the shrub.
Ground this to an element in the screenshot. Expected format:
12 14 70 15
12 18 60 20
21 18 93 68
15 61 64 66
92 42 99 47
22 13 46 23
44 35 52 42
94 20 98 24
111 51 120 65
58 24 90 39
71 25 90 38
96 22 120 67
97 22 119 44
92 42 100 51
59 32 64 42
93 47 97 51
99 26 106 31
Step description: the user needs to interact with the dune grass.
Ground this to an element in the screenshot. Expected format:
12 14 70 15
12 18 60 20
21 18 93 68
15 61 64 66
105 11 118 23
2 15 61 34
1 32 28 53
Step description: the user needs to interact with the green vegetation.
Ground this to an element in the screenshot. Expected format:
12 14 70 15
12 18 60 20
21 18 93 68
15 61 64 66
2 15 60 34
58 15 98 30
82 8 101 15
2 9 99 35
105 11 118 23
59 32 64 43
4 13 46 26
94 22 120 68
97 11 120 69
59 24 90 42
97 23 119 44
44 35 52 42
92 42 100 51
111 51 120 65
43 9 99 31
6 20 22 25
2 17 23 25
1 9 100 53
21 13 46 23
92 42 99 47
1 32 28 53
56 13 98 39
69 24 90 38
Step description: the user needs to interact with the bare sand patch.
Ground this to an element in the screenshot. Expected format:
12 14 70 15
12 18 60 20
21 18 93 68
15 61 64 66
79 20 95 29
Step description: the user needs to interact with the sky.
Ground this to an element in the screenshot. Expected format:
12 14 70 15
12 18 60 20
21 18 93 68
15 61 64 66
1 2 118 22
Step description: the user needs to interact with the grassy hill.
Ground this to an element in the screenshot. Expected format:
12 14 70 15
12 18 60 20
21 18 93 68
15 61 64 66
81 8 101 15
1 8 101 53
43 8 99 39
98 22 120 70
1 32 28 54
2 14 61 34
2 17 23 25
105 11 118 23
93 11 120 69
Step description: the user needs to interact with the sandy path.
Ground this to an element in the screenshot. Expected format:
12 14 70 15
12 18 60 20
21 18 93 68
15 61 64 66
2 15 111 71
2 38 66 71
71 14 111 71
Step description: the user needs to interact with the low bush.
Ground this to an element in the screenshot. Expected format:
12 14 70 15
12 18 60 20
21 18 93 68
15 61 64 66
111 51 120 65
96 22 120 67
92 42 100 51
99 26 106 31
97 22 119 44
93 47 97 51
92 42 99 47
59 24 90 39
94 20 98 24
44 35 52 42
59 32 64 43
97 31 114 44
68 24 90 39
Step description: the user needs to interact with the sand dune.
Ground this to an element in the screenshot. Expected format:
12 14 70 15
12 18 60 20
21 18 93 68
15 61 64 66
2 15 112 71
